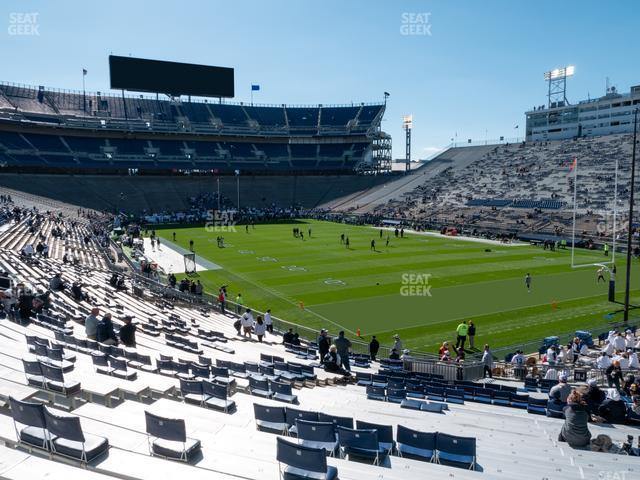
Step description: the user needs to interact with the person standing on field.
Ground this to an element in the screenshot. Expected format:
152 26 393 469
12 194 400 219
467 321 476 350
455 320 468 350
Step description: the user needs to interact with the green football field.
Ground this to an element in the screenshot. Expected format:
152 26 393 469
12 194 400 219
156 220 640 354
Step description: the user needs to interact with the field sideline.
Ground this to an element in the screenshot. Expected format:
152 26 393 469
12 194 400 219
156 220 640 353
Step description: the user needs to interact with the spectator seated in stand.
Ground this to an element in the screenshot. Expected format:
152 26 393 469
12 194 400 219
49 273 65 292
582 379 606 415
71 282 89 302
598 389 627 424
558 390 591 448
323 345 351 377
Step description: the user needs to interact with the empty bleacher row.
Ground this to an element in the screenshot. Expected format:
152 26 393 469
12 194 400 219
0 210 108 269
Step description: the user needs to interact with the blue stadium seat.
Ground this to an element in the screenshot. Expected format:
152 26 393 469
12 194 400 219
356 420 395 454
396 425 436 462
9 397 52 450
366 385 386 402
144 411 201 462
276 437 338 480
296 420 338 456
45 408 109 463
435 433 476 470
254 404 287 434
337 426 387 465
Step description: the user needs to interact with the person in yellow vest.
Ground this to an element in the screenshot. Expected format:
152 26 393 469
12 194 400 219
455 320 468 350
603 243 609 257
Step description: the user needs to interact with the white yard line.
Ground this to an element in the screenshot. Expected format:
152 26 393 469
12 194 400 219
374 226 529 247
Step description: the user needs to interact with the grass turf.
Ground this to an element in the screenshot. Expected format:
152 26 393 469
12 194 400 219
156 220 640 354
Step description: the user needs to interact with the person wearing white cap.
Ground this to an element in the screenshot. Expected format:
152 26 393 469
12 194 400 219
549 375 572 402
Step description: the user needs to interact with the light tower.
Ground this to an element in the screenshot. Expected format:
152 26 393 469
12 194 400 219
544 65 575 108
403 114 412 173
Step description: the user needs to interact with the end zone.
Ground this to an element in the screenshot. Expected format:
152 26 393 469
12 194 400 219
142 238 222 274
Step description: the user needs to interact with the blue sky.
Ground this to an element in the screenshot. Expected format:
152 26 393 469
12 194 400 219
2 0 639 160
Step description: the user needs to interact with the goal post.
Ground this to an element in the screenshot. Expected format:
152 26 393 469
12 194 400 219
570 157 619 269
184 253 196 275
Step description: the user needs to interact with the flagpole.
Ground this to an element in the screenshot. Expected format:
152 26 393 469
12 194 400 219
612 156 619 264
217 176 221 211
570 158 577 268
623 107 638 323
236 172 240 212
82 69 86 113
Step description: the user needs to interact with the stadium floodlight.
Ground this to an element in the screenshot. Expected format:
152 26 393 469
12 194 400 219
544 65 575 108
544 65 575 80
402 115 413 130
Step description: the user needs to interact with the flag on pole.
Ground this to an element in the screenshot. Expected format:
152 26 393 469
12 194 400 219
83 69 87 76
568 157 577 175
251 84 260 91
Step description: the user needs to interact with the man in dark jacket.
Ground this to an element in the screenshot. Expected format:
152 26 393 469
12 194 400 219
582 379 606 415
598 388 627 424
119 315 136 347
334 331 352 372
318 329 330 363
605 361 623 391
369 336 380 361
282 328 295 345
96 313 118 345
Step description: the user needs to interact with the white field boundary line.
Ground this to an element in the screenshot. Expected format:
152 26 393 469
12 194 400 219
373 226 529 247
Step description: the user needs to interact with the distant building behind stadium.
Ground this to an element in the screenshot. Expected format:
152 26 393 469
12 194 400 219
526 84 640 142
0 81 392 174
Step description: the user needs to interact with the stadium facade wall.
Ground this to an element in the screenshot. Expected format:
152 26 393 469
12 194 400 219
0 173 391 213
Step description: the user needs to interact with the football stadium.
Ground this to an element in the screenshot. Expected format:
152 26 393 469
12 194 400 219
1 1 640 479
